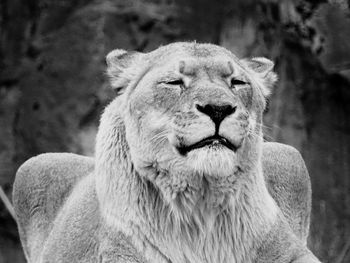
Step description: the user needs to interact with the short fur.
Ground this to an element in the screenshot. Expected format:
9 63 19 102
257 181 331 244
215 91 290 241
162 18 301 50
13 42 321 263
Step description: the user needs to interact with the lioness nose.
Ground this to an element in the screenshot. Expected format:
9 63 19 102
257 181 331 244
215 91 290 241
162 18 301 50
196 103 236 126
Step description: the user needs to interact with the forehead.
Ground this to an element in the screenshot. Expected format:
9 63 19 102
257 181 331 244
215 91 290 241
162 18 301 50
146 43 247 76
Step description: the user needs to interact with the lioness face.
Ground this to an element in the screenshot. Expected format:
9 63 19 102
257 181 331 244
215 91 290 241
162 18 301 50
107 43 276 204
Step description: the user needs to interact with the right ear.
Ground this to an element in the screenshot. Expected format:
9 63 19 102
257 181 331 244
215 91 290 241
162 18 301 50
106 49 144 94
241 57 278 97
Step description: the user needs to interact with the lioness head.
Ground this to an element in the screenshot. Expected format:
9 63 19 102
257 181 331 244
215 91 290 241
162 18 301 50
100 42 277 209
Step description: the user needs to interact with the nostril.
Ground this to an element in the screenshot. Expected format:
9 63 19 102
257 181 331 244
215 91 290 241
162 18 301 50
225 105 236 116
195 104 205 113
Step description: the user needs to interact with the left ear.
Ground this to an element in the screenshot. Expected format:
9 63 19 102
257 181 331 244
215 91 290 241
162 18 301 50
241 57 278 97
106 49 144 95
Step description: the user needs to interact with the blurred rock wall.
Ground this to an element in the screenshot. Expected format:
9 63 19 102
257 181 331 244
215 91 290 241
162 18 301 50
0 0 350 262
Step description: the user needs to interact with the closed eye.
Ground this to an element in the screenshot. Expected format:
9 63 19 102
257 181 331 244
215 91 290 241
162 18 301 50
165 79 184 85
231 79 247 86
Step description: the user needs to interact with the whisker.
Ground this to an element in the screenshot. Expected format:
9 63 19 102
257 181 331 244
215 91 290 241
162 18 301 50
146 129 171 149
258 122 282 132
247 128 264 142
249 123 275 142
262 134 274 142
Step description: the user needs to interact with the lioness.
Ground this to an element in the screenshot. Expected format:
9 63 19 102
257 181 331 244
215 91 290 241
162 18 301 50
13 42 321 263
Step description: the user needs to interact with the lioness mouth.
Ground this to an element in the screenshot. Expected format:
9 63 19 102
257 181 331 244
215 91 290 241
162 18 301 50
177 135 238 155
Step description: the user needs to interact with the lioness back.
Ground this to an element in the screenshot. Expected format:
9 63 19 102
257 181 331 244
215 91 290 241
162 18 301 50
13 142 310 262
262 142 311 244
13 153 94 262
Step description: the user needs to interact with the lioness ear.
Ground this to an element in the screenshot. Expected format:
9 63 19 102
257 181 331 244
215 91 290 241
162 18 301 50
242 57 278 97
106 49 143 94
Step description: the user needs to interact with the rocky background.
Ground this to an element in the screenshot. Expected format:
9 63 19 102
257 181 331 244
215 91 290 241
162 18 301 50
1 0 350 262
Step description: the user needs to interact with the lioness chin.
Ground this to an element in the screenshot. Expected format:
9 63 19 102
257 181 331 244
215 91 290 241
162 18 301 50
13 42 321 263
